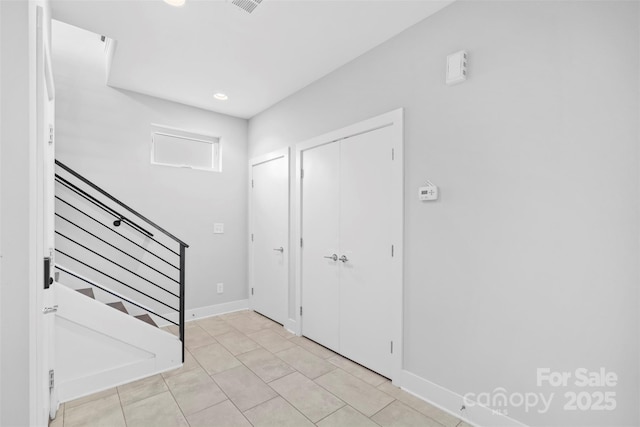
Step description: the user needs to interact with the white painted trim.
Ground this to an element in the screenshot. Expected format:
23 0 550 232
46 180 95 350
247 147 290 324
33 5 49 426
55 284 182 402
59 358 173 404
104 38 117 85
149 126 221 173
400 370 528 427
56 284 181 359
284 318 297 335
294 108 404 380
163 299 249 326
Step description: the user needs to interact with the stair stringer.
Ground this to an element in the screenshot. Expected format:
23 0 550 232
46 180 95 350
54 283 182 402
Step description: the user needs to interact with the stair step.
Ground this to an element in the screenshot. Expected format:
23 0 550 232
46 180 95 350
135 314 157 328
107 301 128 314
76 288 95 299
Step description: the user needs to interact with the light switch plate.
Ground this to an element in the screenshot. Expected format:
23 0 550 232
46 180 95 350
446 50 468 86
214 223 224 234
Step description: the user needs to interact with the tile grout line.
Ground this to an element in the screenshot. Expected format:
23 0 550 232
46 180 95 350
376 382 461 426
262 375 336 426
312 366 397 422
184 315 257 426
200 313 275 424
161 372 192 426
115 384 129 427
205 312 322 423
309 402 346 425
368 397 398 419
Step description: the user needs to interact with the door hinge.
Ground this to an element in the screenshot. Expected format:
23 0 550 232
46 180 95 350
48 125 54 145
251 288 254 296
300 306 303 316
251 234 254 242
390 341 393 354
300 237 303 248
251 179 254 188
49 370 54 389
391 245 394 257
392 148 394 160
301 169 304 179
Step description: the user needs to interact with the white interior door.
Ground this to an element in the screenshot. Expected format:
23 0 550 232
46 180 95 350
338 126 394 378
250 151 289 324
300 142 341 351
36 5 57 423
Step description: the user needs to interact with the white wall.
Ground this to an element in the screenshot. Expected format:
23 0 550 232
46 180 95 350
52 22 249 314
248 2 639 426
1 1 33 425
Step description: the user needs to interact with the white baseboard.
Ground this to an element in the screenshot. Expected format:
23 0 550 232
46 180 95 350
400 370 528 427
155 299 250 328
284 318 297 335
58 359 180 403
185 299 249 322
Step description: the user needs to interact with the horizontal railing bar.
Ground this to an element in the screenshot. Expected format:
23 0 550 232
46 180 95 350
56 176 152 238
56 231 180 299
55 196 180 270
55 248 180 312
56 160 189 248
55 264 179 327
56 177 180 257
56 213 181 285
55 175 154 239
56 176 120 222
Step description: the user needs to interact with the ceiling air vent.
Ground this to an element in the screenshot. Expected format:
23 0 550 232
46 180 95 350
231 0 262 14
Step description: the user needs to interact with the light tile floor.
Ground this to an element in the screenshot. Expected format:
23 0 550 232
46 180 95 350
50 310 472 427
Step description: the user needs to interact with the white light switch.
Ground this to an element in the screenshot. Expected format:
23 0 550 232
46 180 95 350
214 223 224 234
446 50 468 86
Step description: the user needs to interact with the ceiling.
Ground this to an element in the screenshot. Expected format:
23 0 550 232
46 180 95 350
51 0 453 119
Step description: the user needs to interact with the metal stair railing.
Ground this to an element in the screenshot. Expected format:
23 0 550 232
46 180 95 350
53 159 188 362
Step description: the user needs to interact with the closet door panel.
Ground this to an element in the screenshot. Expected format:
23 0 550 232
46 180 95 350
300 142 341 351
339 125 394 378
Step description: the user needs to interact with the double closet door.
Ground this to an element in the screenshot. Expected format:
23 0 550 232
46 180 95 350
301 124 395 378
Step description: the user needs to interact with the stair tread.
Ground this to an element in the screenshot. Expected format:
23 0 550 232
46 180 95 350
135 314 158 328
107 301 128 314
76 288 95 299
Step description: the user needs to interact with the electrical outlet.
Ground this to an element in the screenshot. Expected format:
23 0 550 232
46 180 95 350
217 283 224 294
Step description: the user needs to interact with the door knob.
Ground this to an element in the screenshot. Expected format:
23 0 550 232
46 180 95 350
273 247 284 253
324 254 338 261
339 255 349 263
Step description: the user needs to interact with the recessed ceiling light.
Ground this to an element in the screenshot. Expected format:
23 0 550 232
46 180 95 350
214 93 229 101
164 0 185 7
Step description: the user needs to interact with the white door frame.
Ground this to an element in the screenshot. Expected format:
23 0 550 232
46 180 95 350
248 147 290 324
294 108 404 382
36 4 56 424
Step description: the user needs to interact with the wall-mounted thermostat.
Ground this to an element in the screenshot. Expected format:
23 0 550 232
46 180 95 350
419 181 438 201
446 50 468 86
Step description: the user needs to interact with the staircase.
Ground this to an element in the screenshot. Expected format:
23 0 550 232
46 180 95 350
76 287 158 326
52 160 188 403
